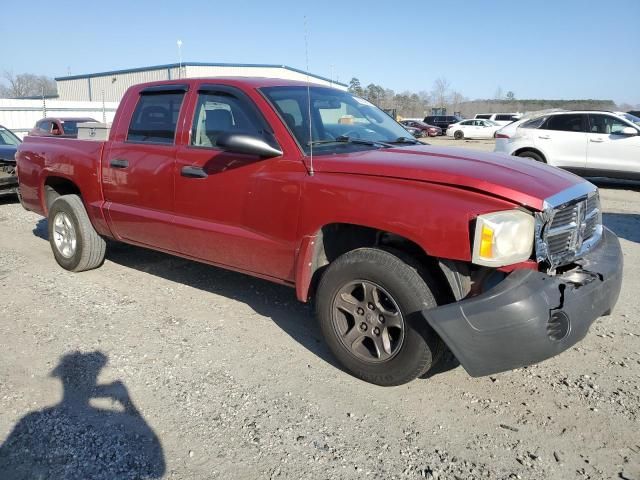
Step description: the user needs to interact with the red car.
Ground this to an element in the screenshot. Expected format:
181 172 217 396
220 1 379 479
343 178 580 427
29 117 97 138
400 120 442 137
16 78 622 386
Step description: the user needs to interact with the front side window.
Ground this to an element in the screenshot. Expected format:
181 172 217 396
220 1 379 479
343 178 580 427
543 114 587 133
262 86 416 154
476 114 491 119
589 114 635 135
495 114 513 121
191 92 263 148
127 92 185 144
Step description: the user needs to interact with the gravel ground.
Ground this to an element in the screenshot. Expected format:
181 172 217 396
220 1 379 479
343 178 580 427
0 168 639 479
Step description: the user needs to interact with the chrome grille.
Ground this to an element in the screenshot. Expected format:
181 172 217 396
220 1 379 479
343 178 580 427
535 184 603 270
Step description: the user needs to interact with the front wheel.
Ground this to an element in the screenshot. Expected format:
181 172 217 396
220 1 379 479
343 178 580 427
48 194 106 272
453 130 464 140
315 248 443 386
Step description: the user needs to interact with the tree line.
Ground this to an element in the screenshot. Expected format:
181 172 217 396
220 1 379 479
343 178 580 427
0 71 57 98
348 76 627 119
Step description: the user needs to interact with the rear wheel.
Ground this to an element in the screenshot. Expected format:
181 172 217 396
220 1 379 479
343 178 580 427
316 248 443 386
517 150 545 163
454 130 464 140
48 194 106 272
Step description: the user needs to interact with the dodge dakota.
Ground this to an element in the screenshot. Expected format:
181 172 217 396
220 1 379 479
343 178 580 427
16 78 623 385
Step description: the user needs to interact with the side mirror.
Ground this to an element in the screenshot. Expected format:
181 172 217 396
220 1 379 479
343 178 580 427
621 126 638 136
216 133 283 158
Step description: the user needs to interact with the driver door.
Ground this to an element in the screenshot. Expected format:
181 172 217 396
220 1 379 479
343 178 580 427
586 114 640 176
173 85 305 280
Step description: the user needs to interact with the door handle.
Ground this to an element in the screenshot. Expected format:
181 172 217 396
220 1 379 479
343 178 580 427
538 135 551 140
589 138 604 143
181 165 208 178
110 158 129 168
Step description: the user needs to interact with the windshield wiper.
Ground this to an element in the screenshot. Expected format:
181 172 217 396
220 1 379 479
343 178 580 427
387 137 421 145
309 135 393 148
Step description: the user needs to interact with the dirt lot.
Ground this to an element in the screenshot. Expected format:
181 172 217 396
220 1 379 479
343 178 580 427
0 145 639 479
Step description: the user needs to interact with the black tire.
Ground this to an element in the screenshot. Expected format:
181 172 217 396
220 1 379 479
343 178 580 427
517 150 545 163
315 248 444 386
453 130 464 140
48 194 106 272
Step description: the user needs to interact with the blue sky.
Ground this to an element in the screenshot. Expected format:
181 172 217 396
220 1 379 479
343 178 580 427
2 0 638 104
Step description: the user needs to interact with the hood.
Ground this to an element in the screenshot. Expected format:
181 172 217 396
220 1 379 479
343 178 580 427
310 144 584 210
0 145 17 163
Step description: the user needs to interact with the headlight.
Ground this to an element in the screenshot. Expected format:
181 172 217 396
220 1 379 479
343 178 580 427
472 210 535 267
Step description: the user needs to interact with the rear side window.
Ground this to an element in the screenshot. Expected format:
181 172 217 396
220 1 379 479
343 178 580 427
127 92 185 144
520 117 547 129
495 114 514 121
543 114 587 133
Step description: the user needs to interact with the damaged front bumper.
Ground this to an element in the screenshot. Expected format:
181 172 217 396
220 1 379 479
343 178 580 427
0 161 18 197
424 227 623 377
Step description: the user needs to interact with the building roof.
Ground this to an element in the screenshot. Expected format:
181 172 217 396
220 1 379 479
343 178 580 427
55 62 347 87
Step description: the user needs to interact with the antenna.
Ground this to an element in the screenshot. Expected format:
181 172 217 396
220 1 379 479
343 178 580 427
303 15 314 176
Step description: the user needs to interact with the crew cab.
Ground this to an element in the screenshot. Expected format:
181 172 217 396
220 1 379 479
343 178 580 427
16 78 623 386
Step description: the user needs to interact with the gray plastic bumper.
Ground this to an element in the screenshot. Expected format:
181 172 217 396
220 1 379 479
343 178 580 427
424 228 623 377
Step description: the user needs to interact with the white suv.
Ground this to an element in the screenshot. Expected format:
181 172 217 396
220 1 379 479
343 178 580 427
474 113 521 126
494 111 640 179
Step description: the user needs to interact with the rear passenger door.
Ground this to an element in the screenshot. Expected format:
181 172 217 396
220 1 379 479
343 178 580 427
535 114 588 170
102 85 187 250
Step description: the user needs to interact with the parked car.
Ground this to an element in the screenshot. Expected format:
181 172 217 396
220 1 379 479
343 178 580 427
17 78 623 386
423 115 463 134
474 113 521 126
447 119 501 139
399 120 442 137
29 117 97 138
402 124 425 138
0 124 21 197
494 111 640 179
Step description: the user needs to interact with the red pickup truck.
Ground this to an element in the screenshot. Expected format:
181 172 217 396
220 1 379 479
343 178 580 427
16 78 623 385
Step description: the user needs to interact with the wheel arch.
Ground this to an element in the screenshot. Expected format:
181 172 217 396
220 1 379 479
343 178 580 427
513 147 547 163
294 222 460 304
42 175 82 215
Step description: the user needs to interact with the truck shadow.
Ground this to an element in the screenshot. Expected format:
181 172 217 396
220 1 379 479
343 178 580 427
0 351 165 479
603 213 640 244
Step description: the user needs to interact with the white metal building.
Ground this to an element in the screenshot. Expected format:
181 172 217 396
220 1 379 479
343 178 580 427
56 62 348 102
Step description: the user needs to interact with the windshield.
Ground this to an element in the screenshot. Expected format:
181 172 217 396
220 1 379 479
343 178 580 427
60 121 81 136
261 86 418 154
0 126 21 146
621 113 640 127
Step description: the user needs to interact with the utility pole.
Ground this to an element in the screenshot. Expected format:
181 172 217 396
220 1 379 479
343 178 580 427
177 40 183 79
